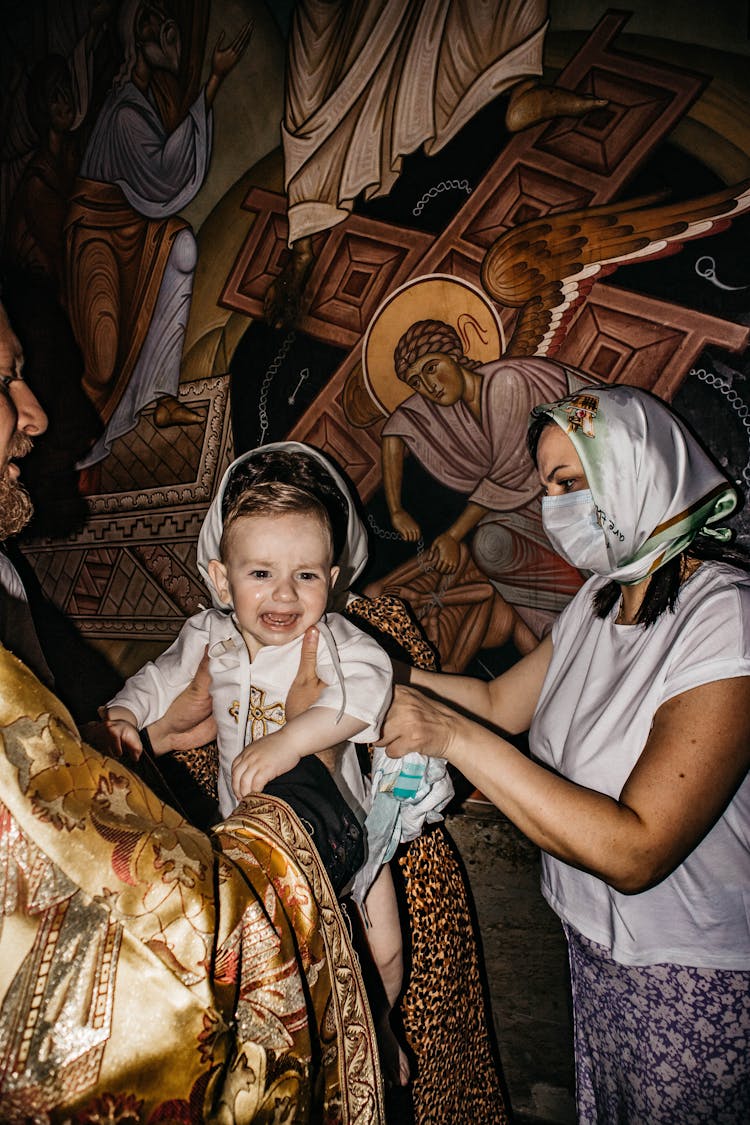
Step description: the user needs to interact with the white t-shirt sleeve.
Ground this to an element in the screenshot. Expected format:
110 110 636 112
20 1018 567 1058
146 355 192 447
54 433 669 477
312 625 393 743
661 579 750 702
107 610 213 728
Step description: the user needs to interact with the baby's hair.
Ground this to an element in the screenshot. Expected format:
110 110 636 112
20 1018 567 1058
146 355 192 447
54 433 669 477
220 480 334 561
222 449 349 561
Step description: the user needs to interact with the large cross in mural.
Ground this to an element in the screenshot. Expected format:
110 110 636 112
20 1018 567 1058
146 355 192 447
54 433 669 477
22 10 750 645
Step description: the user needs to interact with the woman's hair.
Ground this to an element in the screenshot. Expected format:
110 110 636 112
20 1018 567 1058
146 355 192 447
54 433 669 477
221 448 349 562
526 412 555 465
394 319 483 380
591 537 750 626
527 412 750 626
220 481 333 561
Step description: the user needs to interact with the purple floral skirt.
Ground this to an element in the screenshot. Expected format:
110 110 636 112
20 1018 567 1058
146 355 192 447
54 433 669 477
565 923 750 1124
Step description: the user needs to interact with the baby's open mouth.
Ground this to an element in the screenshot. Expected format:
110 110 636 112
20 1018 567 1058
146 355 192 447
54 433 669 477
261 613 299 627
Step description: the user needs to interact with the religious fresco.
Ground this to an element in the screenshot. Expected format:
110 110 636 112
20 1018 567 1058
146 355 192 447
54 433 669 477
1 1 750 708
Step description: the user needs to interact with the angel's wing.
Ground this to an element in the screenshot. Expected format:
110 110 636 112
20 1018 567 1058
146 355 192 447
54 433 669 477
481 180 750 357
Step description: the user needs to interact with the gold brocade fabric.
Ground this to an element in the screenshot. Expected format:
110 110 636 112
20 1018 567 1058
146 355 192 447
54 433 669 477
0 645 383 1124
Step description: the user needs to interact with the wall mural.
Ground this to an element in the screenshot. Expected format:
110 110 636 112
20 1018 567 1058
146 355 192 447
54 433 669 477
2 0 750 716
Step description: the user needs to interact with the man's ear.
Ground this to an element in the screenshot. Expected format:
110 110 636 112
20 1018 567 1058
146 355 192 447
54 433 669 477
208 559 232 605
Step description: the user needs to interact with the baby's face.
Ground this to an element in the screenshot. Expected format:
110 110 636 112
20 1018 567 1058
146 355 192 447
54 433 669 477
209 511 339 659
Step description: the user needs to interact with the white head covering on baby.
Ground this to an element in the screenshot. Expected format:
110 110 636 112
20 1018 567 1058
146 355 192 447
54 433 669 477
531 385 738 585
196 441 371 719
197 440 368 611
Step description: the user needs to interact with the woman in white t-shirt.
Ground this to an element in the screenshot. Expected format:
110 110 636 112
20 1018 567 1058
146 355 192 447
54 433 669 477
379 384 750 1124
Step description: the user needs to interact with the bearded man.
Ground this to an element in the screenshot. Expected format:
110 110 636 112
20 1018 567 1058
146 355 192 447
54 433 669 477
0 300 51 680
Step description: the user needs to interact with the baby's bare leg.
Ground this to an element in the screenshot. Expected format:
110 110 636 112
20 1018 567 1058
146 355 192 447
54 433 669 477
360 865 410 1085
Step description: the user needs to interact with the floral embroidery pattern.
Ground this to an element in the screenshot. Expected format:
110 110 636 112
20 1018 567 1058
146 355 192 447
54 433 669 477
562 393 599 437
0 648 382 1122
567 925 750 1124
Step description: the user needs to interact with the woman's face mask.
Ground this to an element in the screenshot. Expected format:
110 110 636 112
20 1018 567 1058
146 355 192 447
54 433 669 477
542 489 610 575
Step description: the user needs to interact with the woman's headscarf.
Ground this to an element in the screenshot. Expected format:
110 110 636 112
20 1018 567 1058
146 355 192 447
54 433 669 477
197 441 368 611
531 384 739 585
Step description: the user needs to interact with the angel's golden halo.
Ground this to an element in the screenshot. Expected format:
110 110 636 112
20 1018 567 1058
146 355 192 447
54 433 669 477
362 274 505 417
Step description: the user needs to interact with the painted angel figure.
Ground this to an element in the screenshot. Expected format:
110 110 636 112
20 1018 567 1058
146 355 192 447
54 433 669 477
363 178 750 652
380 316 589 639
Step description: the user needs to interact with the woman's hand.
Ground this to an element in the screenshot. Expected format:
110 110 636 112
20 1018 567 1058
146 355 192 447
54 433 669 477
205 21 253 106
378 684 461 760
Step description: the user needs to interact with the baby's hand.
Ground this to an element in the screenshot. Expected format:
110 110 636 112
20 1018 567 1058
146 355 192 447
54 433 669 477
100 718 144 761
232 738 300 799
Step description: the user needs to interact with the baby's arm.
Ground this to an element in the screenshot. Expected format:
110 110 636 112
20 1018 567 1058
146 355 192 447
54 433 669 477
232 708 366 799
97 613 214 758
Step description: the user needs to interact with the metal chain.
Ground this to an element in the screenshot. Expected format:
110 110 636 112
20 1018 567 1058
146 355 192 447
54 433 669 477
367 513 444 584
366 513 404 542
692 366 750 488
412 178 472 217
256 330 296 445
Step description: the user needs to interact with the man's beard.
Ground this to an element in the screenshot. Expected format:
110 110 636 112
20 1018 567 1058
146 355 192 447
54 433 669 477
0 433 34 539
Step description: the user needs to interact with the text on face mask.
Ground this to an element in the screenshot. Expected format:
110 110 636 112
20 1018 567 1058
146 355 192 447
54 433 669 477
595 506 625 542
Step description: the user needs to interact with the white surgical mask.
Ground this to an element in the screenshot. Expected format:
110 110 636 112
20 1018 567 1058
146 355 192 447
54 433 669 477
542 489 610 575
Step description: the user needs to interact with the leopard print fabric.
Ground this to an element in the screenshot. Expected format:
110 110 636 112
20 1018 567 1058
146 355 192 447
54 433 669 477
346 596 510 1125
173 741 219 802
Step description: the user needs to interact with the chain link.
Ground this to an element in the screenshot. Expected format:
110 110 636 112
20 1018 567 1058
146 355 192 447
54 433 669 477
694 255 750 292
366 513 403 542
412 178 472 217
256 331 296 445
692 366 750 488
366 513 444 583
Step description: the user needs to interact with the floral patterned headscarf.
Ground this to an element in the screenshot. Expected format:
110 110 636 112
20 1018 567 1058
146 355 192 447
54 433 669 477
531 384 738 585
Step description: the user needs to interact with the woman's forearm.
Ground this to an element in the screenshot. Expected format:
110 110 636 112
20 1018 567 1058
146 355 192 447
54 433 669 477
383 675 750 895
382 684 663 891
409 633 552 734
446 716 645 890
409 666 496 722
